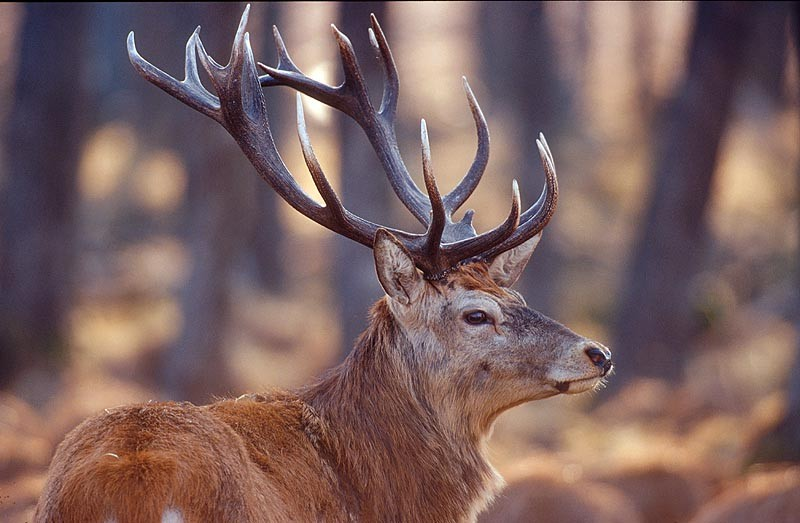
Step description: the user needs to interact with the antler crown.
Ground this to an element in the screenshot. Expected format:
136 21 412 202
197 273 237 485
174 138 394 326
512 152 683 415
127 5 558 279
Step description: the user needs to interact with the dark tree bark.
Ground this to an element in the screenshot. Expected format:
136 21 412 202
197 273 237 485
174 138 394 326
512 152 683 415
750 348 800 463
334 2 392 359
612 2 757 384
477 2 571 317
0 4 91 389
744 2 792 106
574 2 591 96
140 3 255 402
631 3 658 120
248 2 287 293
749 1 800 464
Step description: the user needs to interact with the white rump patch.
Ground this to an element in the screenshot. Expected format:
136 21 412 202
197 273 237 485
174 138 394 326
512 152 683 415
162 508 184 523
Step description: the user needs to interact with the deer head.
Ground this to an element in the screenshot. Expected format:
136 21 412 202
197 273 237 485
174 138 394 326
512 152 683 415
372 229 611 438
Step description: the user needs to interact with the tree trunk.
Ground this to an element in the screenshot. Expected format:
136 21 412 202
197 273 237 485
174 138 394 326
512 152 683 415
152 3 253 402
334 2 391 359
477 2 571 317
744 2 792 106
0 4 91 391
748 1 800 464
249 2 287 293
612 2 757 384
631 3 658 120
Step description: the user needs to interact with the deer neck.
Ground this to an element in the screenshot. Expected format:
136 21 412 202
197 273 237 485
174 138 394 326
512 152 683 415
302 299 503 521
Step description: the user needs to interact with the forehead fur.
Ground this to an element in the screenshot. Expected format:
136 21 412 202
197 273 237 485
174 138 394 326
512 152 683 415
440 262 514 299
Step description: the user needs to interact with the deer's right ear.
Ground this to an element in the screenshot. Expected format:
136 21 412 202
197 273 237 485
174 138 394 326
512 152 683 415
488 232 542 287
374 229 424 305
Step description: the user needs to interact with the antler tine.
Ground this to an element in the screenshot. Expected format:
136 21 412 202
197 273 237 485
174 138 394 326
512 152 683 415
127 29 221 122
192 5 266 126
258 26 302 88
256 34 342 112
441 78 489 218
194 2 250 80
539 132 555 168
482 133 558 260
368 14 399 121
437 181 521 273
295 93 411 249
330 24 373 112
296 94 348 226
420 120 447 261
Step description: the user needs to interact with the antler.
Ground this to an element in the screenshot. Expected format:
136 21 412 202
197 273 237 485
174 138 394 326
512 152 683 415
127 5 558 278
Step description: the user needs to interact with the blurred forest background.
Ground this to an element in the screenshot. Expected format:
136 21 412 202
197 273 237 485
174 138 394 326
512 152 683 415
1 2 799 521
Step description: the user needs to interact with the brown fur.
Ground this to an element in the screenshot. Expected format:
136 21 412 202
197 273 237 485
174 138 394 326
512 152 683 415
35 259 609 522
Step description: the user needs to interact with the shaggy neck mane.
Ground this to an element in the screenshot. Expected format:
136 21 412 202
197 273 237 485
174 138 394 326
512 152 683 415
300 298 502 521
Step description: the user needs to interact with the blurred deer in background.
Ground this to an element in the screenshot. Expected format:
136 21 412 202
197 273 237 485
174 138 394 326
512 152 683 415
35 6 612 522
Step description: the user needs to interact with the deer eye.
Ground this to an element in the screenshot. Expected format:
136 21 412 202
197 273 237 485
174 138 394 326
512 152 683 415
464 310 492 325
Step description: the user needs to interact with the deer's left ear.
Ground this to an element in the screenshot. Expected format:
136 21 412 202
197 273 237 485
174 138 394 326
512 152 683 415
374 229 424 305
488 233 542 287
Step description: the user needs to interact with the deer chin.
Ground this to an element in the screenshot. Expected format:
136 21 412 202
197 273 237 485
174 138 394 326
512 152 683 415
553 376 603 395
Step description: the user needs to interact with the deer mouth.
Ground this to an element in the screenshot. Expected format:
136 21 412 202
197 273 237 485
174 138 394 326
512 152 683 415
554 376 602 394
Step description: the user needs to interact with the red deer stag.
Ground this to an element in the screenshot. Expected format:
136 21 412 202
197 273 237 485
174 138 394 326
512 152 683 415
36 6 613 522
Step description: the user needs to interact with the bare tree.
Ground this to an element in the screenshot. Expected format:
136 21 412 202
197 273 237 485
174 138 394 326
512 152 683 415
745 2 793 107
140 2 255 402
477 2 572 316
248 2 286 293
631 3 658 120
749 1 800 464
334 1 391 359
0 4 91 393
613 2 757 384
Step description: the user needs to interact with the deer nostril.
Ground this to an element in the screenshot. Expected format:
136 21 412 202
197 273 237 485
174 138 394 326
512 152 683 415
585 346 609 368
